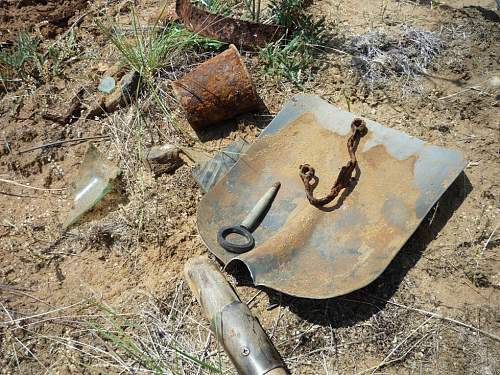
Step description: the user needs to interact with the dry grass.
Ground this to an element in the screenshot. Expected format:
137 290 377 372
0 282 231 374
346 24 444 93
3 275 497 374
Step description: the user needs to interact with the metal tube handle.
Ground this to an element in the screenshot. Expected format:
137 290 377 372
241 182 281 231
184 256 287 375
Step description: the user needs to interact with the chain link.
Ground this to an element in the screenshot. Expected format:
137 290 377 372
299 118 368 207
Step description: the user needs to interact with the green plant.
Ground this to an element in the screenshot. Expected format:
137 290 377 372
260 0 327 86
98 10 223 83
98 8 224 137
269 0 304 28
0 30 77 86
243 0 263 22
195 0 236 16
260 34 314 85
0 32 44 84
45 29 79 76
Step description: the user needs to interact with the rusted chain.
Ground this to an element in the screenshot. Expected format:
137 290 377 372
299 118 368 207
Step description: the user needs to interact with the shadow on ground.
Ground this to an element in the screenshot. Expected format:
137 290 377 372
194 101 272 142
235 172 472 328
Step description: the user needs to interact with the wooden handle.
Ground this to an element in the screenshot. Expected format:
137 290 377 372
184 256 288 375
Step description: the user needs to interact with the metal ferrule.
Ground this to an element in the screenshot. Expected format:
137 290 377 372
211 301 283 375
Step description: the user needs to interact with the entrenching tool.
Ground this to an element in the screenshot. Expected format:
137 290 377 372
197 94 466 299
218 182 281 253
184 256 287 375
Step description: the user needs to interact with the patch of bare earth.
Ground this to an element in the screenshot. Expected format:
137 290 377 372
0 0 89 43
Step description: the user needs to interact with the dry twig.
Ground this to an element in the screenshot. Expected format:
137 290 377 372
381 299 500 343
368 316 433 375
0 178 66 192
18 135 110 154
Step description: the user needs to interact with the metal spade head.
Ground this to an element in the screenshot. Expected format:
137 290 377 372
197 95 466 299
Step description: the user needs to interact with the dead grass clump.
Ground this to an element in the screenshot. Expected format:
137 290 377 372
84 217 129 251
347 24 444 93
0 282 231 374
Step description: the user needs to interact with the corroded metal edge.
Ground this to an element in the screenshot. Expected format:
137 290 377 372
197 94 467 299
176 0 285 48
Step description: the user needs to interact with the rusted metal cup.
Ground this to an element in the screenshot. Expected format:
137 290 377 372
172 44 260 130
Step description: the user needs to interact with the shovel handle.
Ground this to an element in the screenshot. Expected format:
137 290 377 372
184 256 287 375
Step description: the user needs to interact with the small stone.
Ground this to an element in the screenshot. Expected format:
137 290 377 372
104 70 140 112
147 144 180 162
145 143 183 176
98 76 116 94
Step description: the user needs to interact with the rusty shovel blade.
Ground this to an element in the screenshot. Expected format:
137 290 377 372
196 94 466 299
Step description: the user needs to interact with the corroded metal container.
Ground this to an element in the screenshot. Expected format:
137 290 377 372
172 44 260 130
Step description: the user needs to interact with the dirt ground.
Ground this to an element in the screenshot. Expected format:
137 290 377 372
0 0 499 374
0 0 89 44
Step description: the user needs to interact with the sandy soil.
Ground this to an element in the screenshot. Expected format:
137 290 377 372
0 0 499 374
0 0 89 43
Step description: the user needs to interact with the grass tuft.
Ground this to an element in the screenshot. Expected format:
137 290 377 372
195 0 237 16
259 0 327 86
88 302 221 374
0 30 78 87
0 285 227 374
98 19 223 83
347 24 444 93
97 7 224 139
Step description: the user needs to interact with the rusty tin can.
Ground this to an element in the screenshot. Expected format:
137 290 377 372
172 44 260 130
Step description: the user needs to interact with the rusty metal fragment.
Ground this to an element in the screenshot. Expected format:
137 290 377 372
176 0 285 48
172 44 260 130
197 94 467 299
299 118 367 207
